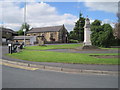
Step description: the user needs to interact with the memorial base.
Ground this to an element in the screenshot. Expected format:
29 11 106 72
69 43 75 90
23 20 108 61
82 45 99 50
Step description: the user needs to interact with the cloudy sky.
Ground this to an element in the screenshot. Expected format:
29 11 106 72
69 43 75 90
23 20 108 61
0 0 119 32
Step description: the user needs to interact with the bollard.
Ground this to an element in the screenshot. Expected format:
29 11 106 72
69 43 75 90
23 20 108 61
8 44 12 54
8 46 10 53
11 45 12 54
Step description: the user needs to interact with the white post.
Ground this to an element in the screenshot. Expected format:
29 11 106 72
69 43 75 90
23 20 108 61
23 29 26 46
23 0 26 47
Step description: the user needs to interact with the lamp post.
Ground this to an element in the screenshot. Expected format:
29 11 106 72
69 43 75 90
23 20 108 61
24 0 26 24
23 29 26 46
23 0 26 47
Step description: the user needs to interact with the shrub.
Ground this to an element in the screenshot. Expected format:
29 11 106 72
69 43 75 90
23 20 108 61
68 39 79 43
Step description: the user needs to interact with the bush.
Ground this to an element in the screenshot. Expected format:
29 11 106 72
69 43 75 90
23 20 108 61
68 39 79 43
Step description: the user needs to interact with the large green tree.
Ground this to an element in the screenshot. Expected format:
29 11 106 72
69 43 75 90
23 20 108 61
69 13 85 42
99 24 114 47
91 20 102 46
91 20 114 47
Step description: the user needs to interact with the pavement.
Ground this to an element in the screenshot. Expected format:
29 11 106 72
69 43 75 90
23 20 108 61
1 46 119 74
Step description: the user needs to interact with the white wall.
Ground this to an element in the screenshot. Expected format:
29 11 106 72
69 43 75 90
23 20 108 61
2 38 6 42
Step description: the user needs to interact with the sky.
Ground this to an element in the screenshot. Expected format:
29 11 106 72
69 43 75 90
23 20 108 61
0 0 119 32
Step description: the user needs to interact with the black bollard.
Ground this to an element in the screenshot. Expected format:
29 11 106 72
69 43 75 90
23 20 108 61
10 45 12 54
8 46 10 53
8 44 12 54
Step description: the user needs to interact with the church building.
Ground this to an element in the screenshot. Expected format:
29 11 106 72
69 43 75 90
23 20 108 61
27 25 68 44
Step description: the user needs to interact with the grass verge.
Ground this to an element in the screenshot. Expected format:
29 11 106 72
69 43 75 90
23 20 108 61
8 50 119 65
25 44 82 50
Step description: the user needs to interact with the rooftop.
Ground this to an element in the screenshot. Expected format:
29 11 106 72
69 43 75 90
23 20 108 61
0 27 16 34
27 25 65 33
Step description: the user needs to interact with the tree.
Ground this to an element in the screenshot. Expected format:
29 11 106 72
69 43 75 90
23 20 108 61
91 20 114 47
114 23 120 39
17 23 30 35
113 23 120 45
91 20 103 46
70 13 85 42
17 30 24 35
20 23 30 32
69 31 78 40
79 13 85 41
100 24 114 47
91 20 101 26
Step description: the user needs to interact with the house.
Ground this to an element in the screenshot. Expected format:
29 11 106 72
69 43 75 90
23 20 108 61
0 27 17 45
13 36 37 45
27 25 68 44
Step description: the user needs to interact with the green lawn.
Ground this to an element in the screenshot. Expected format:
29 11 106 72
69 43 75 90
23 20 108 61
8 50 119 65
25 44 120 50
25 44 82 50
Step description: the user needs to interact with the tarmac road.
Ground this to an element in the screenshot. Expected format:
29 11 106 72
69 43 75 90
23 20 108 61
2 65 118 88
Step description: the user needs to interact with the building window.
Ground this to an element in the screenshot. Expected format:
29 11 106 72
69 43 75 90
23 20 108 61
42 34 44 37
50 33 53 38
50 33 55 41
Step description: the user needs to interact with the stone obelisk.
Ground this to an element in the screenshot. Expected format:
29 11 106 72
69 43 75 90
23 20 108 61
83 17 92 46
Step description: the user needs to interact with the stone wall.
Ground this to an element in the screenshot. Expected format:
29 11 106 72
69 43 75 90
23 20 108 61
26 27 68 44
27 31 60 42
14 40 30 45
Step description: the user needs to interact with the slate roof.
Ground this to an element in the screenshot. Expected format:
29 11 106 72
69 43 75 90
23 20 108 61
14 36 36 40
0 27 16 34
27 25 64 33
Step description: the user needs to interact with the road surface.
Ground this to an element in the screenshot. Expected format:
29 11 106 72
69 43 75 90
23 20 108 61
2 65 118 88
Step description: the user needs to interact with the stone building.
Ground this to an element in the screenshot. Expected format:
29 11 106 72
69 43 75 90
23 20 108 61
0 27 17 44
27 25 68 44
